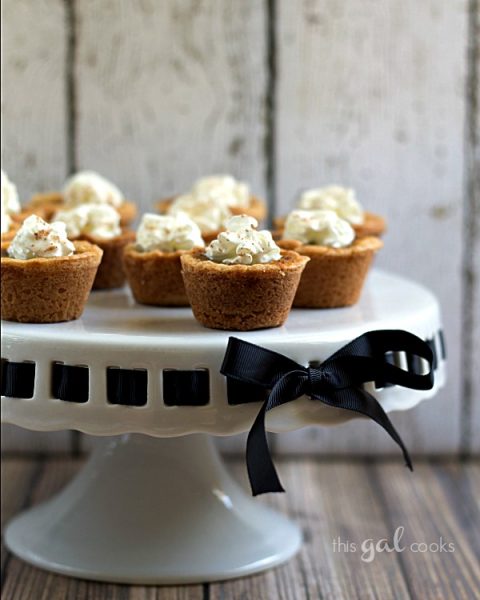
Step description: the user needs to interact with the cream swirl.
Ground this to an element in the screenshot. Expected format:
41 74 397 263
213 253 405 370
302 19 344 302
168 194 232 233
298 185 364 225
1 170 21 232
136 212 203 252
283 209 355 248
63 170 124 209
54 204 121 240
205 215 281 265
8 215 75 259
191 175 250 208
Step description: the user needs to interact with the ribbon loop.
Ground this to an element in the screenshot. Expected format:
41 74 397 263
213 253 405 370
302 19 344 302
220 329 435 496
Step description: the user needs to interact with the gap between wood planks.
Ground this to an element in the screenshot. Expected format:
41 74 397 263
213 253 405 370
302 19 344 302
264 0 277 228
64 0 77 177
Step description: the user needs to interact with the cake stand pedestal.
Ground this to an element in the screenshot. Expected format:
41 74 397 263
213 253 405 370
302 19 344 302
5 434 300 584
1 270 446 584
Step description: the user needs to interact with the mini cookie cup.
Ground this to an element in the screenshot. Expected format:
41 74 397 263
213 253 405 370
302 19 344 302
352 212 386 238
1 240 102 323
155 195 267 237
26 192 64 221
10 206 49 225
278 237 383 308
273 211 386 239
26 193 137 227
181 249 309 331
123 244 202 306
1 223 20 243
116 201 138 227
79 229 136 290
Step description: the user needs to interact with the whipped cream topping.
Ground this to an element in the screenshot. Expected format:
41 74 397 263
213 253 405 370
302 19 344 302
63 171 124 209
54 204 122 240
191 175 250 209
8 215 75 259
283 209 355 248
167 174 252 233
205 215 281 265
298 185 364 225
136 212 203 252
1 170 21 232
168 194 232 233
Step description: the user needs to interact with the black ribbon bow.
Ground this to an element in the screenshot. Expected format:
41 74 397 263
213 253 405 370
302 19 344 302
221 330 435 496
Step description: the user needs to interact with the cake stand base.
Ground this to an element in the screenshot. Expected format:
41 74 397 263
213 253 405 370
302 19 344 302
4 434 301 584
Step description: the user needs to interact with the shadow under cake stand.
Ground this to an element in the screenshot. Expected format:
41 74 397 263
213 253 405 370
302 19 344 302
1 270 446 584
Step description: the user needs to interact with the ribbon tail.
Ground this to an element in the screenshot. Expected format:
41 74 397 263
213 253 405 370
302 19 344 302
316 388 413 471
375 407 413 471
246 401 285 495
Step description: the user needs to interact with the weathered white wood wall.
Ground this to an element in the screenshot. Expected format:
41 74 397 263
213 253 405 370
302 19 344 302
2 0 73 453
2 0 479 456
273 0 469 456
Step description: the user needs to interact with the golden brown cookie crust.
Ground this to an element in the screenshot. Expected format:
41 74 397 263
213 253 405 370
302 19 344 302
278 237 383 308
117 201 137 227
123 244 201 306
1 223 20 243
79 229 136 290
26 192 64 222
352 212 386 237
154 196 175 214
181 249 309 331
1 240 102 323
11 206 49 225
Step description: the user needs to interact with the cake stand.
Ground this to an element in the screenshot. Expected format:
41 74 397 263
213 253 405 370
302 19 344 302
1 270 446 584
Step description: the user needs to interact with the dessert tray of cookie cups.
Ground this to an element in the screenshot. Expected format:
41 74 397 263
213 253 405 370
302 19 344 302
1 266 446 584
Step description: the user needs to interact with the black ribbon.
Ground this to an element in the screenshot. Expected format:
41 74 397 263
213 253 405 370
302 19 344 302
220 330 435 496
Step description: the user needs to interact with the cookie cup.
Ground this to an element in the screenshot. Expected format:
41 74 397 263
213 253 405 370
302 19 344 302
353 212 386 237
26 192 64 221
80 229 136 290
273 211 386 239
181 249 309 331
117 201 137 227
1 241 102 323
123 245 201 306
278 237 383 308
27 193 137 227
1 223 20 243
156 196 267 237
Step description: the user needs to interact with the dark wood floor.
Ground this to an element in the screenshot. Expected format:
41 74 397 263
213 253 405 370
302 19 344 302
1 456 479 599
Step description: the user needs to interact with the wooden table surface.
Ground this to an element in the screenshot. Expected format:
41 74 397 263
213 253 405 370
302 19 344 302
1 456 479 599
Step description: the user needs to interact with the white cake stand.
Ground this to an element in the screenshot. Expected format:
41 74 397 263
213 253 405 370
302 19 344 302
1 270 446 584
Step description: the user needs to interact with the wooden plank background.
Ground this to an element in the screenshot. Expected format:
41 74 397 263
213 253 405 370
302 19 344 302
1 0 479 456
2 456 480 598
273 0 467 455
